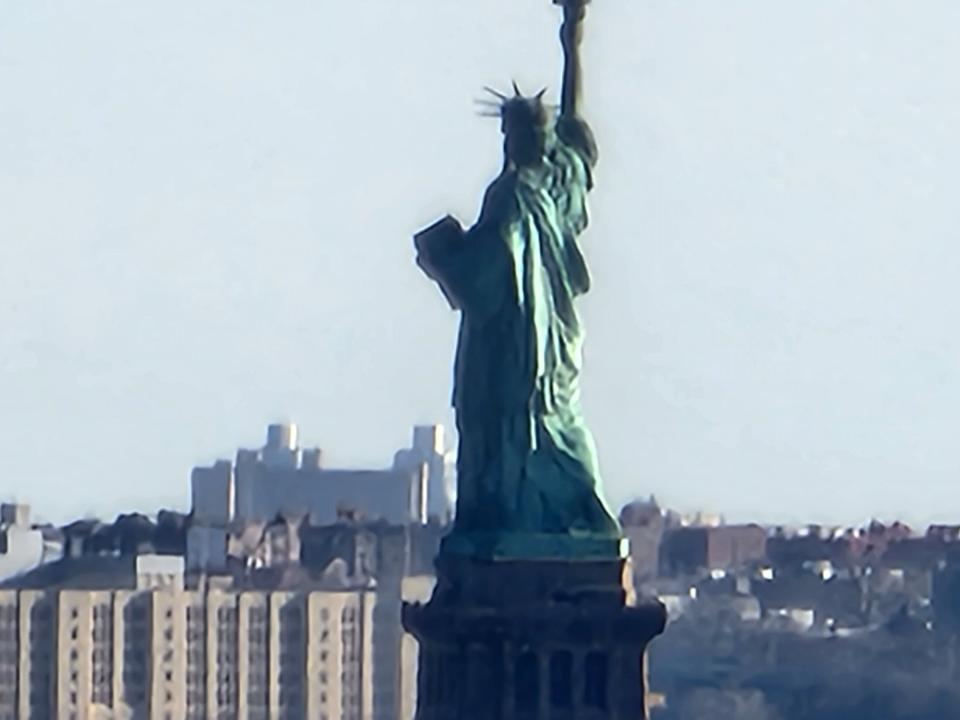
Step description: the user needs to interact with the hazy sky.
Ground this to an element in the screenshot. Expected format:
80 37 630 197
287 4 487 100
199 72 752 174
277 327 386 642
2 1 959 526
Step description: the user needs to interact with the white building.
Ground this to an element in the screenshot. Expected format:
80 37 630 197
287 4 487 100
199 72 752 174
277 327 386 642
0 504 44 583
188 424 454 574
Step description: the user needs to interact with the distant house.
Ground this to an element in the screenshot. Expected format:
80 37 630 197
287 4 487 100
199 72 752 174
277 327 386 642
659 524 767 577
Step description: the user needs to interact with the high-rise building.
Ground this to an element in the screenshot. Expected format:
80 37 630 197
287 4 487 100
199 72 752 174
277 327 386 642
0 585 380 719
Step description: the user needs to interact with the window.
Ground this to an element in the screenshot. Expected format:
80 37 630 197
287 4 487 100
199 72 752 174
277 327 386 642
549 651 573 708
583 652 608 710
514 651 539 712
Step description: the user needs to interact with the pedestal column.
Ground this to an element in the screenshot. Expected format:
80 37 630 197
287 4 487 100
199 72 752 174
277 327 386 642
403 554 666 720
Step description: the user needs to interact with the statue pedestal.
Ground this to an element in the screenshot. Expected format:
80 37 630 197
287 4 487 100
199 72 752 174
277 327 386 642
402 552 667 719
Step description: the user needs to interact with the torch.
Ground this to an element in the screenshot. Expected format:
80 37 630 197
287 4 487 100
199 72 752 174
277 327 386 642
554 0 590 116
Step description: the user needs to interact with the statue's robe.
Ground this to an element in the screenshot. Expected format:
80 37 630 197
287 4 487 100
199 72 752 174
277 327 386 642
416 114 620 548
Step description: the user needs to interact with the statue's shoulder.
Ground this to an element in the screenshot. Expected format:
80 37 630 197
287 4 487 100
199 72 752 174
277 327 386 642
555 114 598 168
478 172 520 225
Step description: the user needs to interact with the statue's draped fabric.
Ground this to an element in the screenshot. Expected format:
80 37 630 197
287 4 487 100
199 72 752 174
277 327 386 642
418 115 619 544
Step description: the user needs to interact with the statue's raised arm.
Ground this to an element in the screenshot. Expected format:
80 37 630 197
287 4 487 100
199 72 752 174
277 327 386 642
555 0 598 170
559 0 588 118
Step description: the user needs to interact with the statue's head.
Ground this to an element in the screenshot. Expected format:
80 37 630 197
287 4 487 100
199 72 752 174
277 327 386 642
480 83 551 168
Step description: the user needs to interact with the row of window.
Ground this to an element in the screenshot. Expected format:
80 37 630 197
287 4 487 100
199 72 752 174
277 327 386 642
423 649 614 712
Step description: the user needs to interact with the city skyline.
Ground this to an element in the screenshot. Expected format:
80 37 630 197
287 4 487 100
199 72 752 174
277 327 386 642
4 1 960 526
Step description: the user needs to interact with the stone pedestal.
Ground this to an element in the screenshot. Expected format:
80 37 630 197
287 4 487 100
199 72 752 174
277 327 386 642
403 553 667 719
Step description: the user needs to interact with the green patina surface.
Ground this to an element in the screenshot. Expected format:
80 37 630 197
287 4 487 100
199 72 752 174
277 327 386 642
416 111 623 561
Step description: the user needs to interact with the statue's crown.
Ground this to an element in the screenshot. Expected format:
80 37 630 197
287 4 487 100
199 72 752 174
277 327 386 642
477 82 550 129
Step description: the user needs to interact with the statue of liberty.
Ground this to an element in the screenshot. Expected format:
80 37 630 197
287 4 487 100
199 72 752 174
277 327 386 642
414 0 622 559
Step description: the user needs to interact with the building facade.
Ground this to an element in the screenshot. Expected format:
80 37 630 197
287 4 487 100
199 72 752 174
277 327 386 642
659 525 768 577
0 586 379 720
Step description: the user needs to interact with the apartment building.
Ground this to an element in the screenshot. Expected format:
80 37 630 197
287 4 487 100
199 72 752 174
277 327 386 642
0 586 377 720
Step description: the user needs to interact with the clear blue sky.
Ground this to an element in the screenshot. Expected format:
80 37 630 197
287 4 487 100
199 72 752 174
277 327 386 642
2 1 959 526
